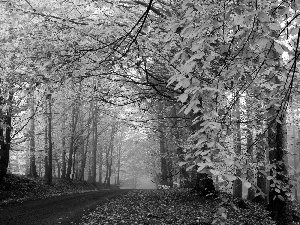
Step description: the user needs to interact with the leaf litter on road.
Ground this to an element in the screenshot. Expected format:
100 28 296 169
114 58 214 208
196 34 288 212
80 190 279 225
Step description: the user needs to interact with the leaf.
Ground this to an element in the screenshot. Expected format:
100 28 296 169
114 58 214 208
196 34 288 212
290 27 299 36
269 23 281 31
224 158 234 166
219 207 226 213
232 14 244 26
276 118 282 124
267 176 273 180
196 163 206 172
178 93 188 103
274 42 284 54
275 188 281 193
256 38 269 49
184 102 193 115
258 12 270 22
277 195 284 201
171 50 183 64
181 78 191 88
191 42 203 52
221 213 227 219
178 161 187 166
209 169 220 175
224 174 236 181
212 219 218 224
191 77 200 85
201 150 210 156
186 165 195 171
186 53 205 64
242 180 251 189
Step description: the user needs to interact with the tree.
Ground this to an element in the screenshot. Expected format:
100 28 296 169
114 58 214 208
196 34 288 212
45 91 53 185
0 92 13 183
29 92 38 178
91 100 98 184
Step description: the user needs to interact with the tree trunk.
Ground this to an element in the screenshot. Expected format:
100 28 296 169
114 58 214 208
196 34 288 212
72 145 77 180
29 92 38 178
0 92 13 183
267 106 292 224
56 155 61 179
292 105 298 201
233 94 242 198
61 113 66 179
255 110 268 202
44 100 48 179
246 94 255 200
38 158 42 177
66 102 78 180
80 134 89 181
75 145 79 180
91 102 98 184
98 146 103 184
158 101 168 185
106 122 117 187
87 155 92 182
79 102 93 181
117 144 121 185
246 128 255 200
53 161 56 178
45 93 53 185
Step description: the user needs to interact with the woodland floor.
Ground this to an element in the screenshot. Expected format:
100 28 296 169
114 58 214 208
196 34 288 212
0 175 300 225
80 190 300 225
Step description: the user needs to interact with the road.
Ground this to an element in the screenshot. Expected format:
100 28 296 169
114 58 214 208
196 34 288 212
0 189 130 225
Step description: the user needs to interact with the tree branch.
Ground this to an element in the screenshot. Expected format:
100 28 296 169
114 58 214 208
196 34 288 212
119 0 167 18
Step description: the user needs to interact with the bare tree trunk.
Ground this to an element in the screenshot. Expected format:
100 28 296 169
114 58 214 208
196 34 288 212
45 93 53 185
256 115 267 202
44 100 49 179
246 128 255 199
88 155 92 182
80 132 90 181
66 103 78 180
55 153 61 179
38 158 42 177
29 92 38 178
233 94 242 198
158 102 168 185
92 102 98 184
53 162 56 178
117 145 121 185
79 102 93 181
75 146 79 180
72 144 76 180
0 92 13 183
106 122 117 187
245 94 255 200
61 113 66 179
98 146 103 184
292 105 298 201
110 124 117 186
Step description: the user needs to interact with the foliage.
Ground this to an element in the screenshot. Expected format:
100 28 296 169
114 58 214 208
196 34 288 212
0 0 300 224
162 0 300 203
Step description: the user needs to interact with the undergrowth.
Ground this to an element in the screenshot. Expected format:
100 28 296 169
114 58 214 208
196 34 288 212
0 174 98 205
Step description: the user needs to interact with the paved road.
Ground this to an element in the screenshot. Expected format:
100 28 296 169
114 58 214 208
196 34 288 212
0 189 130 225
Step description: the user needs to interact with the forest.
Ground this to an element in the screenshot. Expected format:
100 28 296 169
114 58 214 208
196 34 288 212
0 0 300 224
